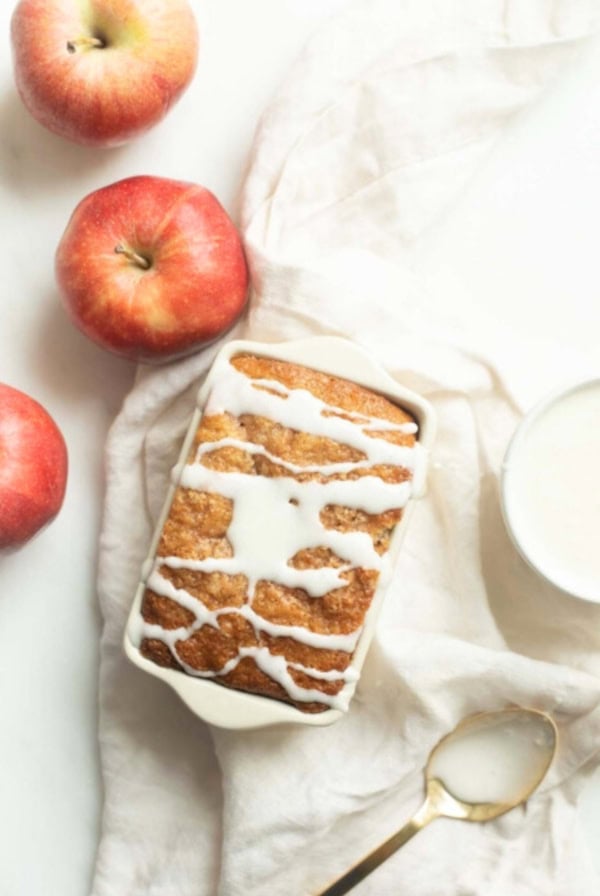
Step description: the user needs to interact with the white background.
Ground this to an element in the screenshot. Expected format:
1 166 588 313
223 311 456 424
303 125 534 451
1 1 599 894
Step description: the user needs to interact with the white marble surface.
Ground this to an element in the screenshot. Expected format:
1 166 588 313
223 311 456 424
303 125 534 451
0 2 599 894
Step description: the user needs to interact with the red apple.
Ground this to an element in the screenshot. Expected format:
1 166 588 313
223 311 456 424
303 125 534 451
0 385 68 551
55 175 250 363
10 0 199 147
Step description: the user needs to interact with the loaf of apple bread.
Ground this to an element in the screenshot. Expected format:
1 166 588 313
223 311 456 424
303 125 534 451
132 353 420 713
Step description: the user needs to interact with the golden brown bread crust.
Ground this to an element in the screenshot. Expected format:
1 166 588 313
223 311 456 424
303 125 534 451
140 353 417 712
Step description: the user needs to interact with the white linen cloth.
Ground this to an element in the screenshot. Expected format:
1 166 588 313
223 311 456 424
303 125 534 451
92 2 600 894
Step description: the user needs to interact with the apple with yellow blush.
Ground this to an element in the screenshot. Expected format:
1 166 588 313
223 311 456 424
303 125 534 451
55 176 250 363
11 0 199 147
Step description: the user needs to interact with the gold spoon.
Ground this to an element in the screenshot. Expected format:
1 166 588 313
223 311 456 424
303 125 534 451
317 707 558 896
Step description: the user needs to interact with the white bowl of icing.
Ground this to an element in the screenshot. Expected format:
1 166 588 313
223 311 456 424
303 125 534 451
124 336 436 729
501 379 600 604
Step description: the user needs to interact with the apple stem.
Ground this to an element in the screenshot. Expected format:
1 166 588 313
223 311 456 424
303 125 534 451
67 36 105 53
114 245 152 271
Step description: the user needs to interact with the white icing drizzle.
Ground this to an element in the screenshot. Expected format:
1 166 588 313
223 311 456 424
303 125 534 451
287 661 360 683
194 436 417 475
137 358 420 710
170 466 412 597
247 648 355 711
147 569 222 628
250 377 419 435
204 365 417 466
146 568 364 651
136 613 358 712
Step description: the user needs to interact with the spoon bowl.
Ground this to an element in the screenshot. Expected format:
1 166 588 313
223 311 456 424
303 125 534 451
317 707 558 896
426 707 557 819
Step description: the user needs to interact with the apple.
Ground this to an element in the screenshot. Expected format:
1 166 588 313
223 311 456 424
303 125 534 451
0 384 68 551
10 0 199 147
55 175 250 363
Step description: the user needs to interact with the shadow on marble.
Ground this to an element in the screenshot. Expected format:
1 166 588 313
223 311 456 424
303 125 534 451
0 88 128 196
32 291 136 413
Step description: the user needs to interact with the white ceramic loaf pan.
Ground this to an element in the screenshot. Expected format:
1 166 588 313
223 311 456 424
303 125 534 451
124 336 436 729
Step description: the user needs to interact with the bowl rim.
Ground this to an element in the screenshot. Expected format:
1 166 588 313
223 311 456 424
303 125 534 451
123 335 436 729
500 376 600 605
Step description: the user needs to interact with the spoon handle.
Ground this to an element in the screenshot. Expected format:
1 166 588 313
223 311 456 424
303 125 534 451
315 798 438 896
